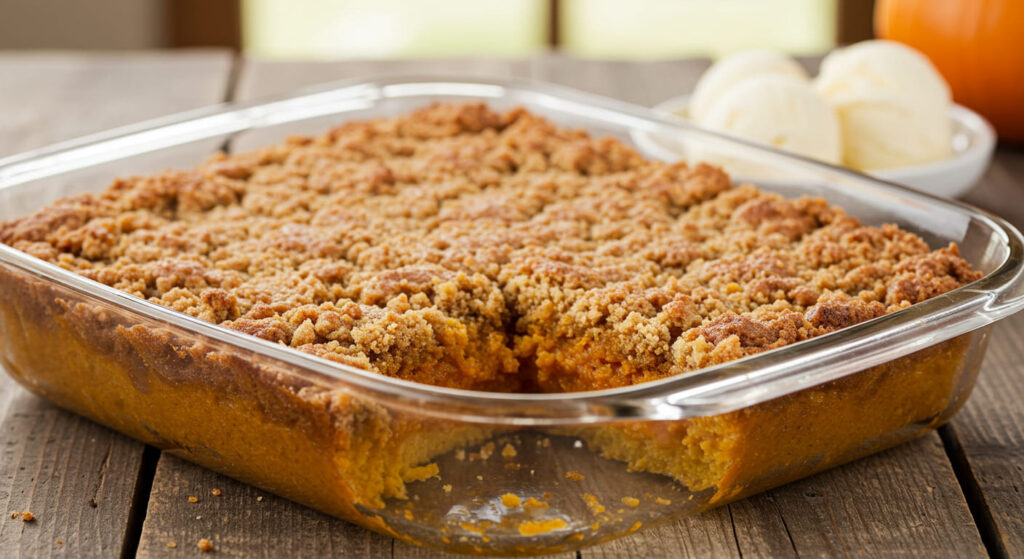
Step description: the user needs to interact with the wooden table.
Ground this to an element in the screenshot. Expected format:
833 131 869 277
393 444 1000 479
0 51 1021 559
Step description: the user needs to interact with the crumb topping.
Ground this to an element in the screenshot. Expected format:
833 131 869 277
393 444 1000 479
0 103 981 393
564 470 586 482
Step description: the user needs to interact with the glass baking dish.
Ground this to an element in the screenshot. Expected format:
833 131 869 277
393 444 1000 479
0 77 1022 556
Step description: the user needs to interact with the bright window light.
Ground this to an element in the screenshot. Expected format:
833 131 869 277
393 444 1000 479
243 0 549 59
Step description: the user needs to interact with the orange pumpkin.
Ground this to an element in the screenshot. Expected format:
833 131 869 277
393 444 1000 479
876 0 1024 143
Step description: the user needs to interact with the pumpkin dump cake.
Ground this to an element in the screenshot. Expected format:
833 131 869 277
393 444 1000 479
0 103 981 534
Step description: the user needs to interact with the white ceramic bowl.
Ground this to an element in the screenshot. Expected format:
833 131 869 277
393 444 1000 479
631 94 996 198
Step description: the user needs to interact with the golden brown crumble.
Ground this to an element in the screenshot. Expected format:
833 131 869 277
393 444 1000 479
564 470 586 482
523 497 548 509
0 103 980 394
582 493 605 514
517 518 568 536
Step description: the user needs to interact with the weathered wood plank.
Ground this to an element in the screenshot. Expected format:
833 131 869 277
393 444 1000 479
0 401 145 558
234 58 533 101
946 147 1024 556
582 507 741 559
963 148 1024 231
529 55 711 107
945 316 1024 557
726 493 799 558
940 148 1024 557
0 50 234 558
0 50 234 158
136 455 392 558
754 436 985 558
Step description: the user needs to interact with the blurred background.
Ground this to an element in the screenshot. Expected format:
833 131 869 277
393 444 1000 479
0 0 873 58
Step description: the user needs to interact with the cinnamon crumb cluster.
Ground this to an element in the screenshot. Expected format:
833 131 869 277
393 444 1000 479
0 103 980 393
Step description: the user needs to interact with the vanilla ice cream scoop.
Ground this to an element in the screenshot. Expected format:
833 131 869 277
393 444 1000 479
814 40 952 170
696 75 842 165
689 50 809 123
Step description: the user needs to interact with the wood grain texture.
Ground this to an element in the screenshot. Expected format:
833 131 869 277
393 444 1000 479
755 436 986 558
136 455 392 558
0 50 234 559
948 311 1024 557
0 399 145 558
963 147 1024 231
581 508 741 559
530 55 711 107
234 58 533 101
0 51 234 158
953 147 1024 557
